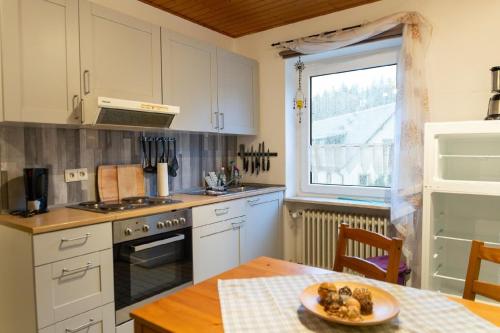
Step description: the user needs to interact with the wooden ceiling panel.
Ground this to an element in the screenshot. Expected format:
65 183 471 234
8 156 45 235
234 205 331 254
139 0 380 37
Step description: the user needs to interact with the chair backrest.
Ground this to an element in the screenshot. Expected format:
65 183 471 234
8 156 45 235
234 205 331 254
333 223 403 284
463 240 500 302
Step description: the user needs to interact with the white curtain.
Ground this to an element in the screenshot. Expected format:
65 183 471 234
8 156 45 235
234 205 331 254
282 12 432 285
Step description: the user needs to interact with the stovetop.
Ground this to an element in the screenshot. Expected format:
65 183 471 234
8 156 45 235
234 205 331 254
68 196 182 214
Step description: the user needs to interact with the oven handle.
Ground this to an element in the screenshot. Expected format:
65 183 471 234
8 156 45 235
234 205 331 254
131 234 185 252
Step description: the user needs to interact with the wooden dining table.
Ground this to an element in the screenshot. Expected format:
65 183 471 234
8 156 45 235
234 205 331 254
131 257 500 333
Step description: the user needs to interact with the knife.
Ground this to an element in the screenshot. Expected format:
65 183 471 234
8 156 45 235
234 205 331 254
267 148 270 171
251 146 255 174
256 143 261 175
239 144 246 173
262 141 266 171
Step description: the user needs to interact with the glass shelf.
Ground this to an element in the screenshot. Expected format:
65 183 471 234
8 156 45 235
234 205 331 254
434 229 500 247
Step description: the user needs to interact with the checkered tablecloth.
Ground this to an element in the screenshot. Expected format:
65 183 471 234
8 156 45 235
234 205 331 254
218 273 499 333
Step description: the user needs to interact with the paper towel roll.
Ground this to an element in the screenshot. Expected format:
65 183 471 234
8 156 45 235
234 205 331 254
157 162 169 197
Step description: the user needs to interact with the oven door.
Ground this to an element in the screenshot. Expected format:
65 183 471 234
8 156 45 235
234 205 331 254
113 227 192 324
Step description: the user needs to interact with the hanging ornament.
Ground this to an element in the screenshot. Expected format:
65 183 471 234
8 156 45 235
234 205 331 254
293 56 307 123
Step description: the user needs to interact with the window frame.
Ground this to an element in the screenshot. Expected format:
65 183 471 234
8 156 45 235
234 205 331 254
299 46 400 199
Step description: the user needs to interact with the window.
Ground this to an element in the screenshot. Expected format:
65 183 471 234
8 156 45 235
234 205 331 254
300 46 399 198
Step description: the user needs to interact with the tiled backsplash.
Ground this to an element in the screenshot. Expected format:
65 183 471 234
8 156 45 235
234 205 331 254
0 126 237 211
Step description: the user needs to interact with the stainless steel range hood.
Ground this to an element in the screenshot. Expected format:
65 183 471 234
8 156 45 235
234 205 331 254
95 97 180 128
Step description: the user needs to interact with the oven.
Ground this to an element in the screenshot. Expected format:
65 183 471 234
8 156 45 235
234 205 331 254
113 209 193 325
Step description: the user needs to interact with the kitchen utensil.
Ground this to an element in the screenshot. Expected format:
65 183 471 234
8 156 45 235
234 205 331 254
117 164 146 199
160 138 167 163
98 165 119 201
141 137 148 169
251 146 255 174
171 139 179 177
300 282 400 326
492 66 500 92
262 142 266 171
154 138 159 170
239 144 246 173
267 148 270 171
144 139 155 173
256 143 261 175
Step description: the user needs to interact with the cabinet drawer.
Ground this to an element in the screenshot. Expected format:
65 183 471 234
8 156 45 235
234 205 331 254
245 192 280 207
35 249 114 329
33 223 112 266
38 302 114 333
192 199 245 228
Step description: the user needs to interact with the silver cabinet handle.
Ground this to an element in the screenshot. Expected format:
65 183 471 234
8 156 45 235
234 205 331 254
132 234 185 252
65 318 100 332
83 70 90 95
220 113 225 130
231 220 246 230
72 95 79 119
247 198 260 206
214 111 219 129
80 98 85 124
61 233 91 243
215 207 230 216
62 262 92 274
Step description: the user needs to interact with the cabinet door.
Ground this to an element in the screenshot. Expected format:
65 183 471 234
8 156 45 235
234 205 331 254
240 193 281 263
35 249 114 328
1 0 81 124
162 29 218 132
192 217 241 283
217 49 259 135
79 1 162 124
39 302 115 333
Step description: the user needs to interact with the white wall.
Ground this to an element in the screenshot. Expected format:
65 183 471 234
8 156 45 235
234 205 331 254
234 0 500 188
91 0 233 50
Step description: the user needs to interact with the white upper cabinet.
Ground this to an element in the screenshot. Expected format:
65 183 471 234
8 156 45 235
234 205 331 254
217 48 259 135
1 0 81 124
79 1 162 124
162 29 218 133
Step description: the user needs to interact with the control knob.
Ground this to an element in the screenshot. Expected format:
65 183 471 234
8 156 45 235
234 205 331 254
166 220 172 227
124 227 133 236
179 217 186 225
142 224 150 232
172 219 179 226
157 221 165 229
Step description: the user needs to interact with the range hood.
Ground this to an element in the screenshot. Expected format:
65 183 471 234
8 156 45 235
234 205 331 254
95 97 180 128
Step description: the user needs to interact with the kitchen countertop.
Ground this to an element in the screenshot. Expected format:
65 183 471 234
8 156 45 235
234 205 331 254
0 186 285 234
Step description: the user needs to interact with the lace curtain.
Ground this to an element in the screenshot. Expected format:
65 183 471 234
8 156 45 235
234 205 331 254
281 12 432 285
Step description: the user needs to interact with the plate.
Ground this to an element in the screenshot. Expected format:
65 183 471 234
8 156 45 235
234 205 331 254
299 281 400 326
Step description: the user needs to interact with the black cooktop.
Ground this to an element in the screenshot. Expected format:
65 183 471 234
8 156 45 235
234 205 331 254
68 196 182 214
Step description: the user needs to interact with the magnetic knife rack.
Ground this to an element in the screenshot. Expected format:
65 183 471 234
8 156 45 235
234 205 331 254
237 152 278 157
140 136 176 142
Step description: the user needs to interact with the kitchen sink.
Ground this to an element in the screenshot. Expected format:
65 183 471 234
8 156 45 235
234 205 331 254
184 185 267 196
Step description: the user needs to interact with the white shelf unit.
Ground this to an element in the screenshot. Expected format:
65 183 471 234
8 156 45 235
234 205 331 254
422 121 500 305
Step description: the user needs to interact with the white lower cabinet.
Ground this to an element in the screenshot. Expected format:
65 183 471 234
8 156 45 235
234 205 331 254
38 302 115 333
240 193 282 263
115 320 134 333
192 191 283 283
35 249 114 329
193 216 242 283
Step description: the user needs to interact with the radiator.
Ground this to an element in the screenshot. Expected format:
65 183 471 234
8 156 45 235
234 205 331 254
300 210 390 269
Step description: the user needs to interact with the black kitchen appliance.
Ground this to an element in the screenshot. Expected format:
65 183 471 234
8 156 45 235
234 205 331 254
11 168 49 217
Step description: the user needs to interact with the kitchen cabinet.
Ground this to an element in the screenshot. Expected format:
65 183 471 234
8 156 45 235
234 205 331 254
162 29 218 133
0 222 114 332
192 216 242 284
217 48 259 135
240 192 282 263
0 0 81 124
79 1 162 125
192 192 283 283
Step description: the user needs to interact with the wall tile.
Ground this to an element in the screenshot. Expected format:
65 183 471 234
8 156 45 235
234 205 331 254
0 126 237 211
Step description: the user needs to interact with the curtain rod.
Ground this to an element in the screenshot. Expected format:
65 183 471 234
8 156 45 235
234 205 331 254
270 24 362 47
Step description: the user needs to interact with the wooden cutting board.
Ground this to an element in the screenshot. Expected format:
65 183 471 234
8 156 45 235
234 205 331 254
97 164 145 201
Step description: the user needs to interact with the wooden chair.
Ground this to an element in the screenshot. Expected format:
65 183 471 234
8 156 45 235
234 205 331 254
463 240 500 302
333 223 403 284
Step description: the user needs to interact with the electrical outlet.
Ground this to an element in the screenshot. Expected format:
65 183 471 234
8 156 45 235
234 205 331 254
65 169 79 182
78 168 88 181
